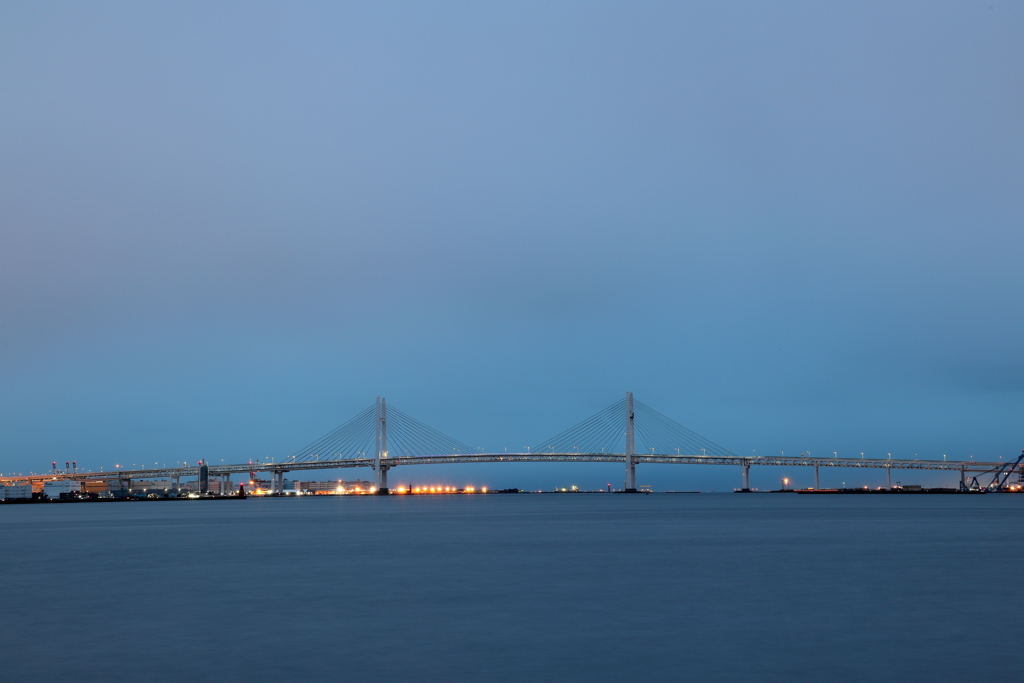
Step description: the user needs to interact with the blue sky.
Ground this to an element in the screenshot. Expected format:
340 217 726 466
2 2 1022 490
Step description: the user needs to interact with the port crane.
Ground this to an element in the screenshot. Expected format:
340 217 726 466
985 450 1024 491
964 450 1024 491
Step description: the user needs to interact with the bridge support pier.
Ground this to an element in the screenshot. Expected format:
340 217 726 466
814 466 819 490
886 467 891 489
740 463 751 492
960 467 966 491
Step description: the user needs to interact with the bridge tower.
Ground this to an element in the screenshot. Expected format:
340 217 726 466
624 391 637 492
375 397 390 495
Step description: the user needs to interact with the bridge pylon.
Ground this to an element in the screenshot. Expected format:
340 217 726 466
624 391 637 492
374 397 390 495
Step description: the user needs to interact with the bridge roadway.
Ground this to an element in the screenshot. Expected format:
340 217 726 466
2 453 1011 488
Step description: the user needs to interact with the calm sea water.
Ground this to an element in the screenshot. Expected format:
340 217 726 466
1 493 1021 682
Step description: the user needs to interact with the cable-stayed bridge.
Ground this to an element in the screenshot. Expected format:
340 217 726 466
4 393 1021 493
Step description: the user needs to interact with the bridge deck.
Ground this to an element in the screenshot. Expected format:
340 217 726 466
1 453 1010 483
